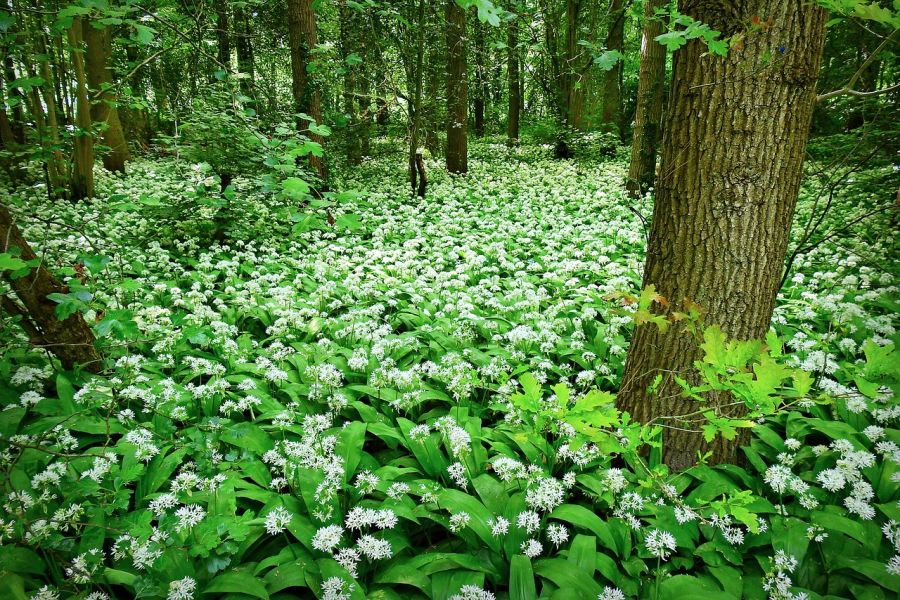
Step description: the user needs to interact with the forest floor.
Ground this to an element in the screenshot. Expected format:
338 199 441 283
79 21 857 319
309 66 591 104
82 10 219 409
1 135 898 599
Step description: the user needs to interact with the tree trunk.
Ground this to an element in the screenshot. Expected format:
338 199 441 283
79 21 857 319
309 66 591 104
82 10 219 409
601 0 625 137
616 0 828 470
339 2 361 165
408 0 427 192
67 17 94 200
288 0 327 183
83 20 130 173
473 20 486 137
235 6 255 97
0 204 102 372
216 6 231 69
626 0 667 197
445 0 468 174
3 55 24 144
507 14 520 144
563 0 581 128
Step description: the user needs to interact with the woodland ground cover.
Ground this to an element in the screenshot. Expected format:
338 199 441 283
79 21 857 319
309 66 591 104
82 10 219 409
0 135 898 600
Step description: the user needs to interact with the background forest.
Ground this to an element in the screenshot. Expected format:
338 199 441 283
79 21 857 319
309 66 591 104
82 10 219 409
0 1 898 599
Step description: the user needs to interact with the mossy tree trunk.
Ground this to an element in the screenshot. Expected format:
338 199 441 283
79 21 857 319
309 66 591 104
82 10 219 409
288 0 327 183
616 0 828 470
0 204 102 372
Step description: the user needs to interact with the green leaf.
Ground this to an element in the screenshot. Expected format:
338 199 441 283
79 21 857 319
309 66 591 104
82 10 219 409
655 31 687 51
0 252 27 272
509 555 537 600
204 569 270 598
132 24 156 45
657 575 736 599
282 177 310 199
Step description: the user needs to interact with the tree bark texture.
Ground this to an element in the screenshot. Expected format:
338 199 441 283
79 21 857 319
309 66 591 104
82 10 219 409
234 6 255 96
288 0 327 183
83 20 130 173
445 0 468 174
67 16 94 200
616 0 828 470
601 0 625 136
0 204 102 372
626 0 667 197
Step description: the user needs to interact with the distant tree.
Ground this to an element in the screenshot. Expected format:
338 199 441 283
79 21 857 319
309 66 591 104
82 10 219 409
506 10 520 144
83 19 130 173
601 0 625 138
626 0 668 197
67 16 94 200
617 0 829 469
288 0 327 183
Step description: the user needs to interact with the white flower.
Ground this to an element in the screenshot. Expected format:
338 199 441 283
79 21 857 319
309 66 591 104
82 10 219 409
264 506 293 535
816 468 846 492
521 538 543 558
449 511 471 533
516 511 541 534
321 576 354 600
356 534 392 560
488 516 510 536
312 524 344 552
174 505 205 532
547 523 569 547
598 587 626 600
449 585 496 600
525 477 566 512
167 576 196 600
887 555 900 576
644 529 677 560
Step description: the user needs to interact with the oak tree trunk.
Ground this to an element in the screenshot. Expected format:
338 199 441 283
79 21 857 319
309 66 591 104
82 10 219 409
288 0 327 183
445 0 468 174
507 14 520 144
83 20 130 174
616 0 828 469
1 204 102 372
601 0 625 137
67 17 94 200
626 0 667 197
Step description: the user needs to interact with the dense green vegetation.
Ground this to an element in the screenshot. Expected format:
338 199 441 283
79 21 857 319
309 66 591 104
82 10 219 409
0 1 898 600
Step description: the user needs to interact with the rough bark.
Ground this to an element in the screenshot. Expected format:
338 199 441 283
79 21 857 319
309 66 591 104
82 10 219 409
83 20 130 173
616 0 828 469
67 17 94 200
445 0 468 174
601 0 625 137
288 0 327 183
507 14 520 144
414 149 427 198
0 204 102 372
626 0 667 197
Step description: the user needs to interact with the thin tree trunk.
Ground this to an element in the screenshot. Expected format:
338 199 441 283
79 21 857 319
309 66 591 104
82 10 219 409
616 0 828 469
216 6 231 69
67 16 94 200
563 0 580 128
473 20 486 137
445 0 468 174
626 0 667 197
3 55 24 143
235 6 255 97
288 0 327 183
1 204 102 372
83 20 130 173
408 0 427 193
339 2 361 164
601 0 625 137
507 13 520 144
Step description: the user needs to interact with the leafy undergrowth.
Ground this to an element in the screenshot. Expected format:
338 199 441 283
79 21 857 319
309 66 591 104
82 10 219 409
0 137 897 600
